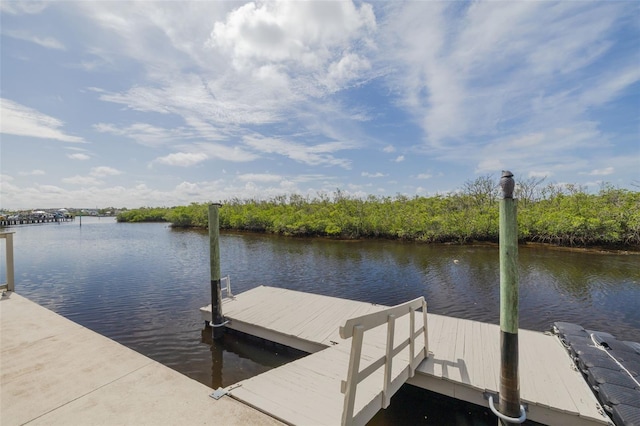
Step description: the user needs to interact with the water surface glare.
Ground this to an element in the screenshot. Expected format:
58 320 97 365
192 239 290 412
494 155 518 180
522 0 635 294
7 217 639 424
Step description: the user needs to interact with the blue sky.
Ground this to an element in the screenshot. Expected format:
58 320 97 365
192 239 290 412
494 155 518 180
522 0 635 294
1 1 639 209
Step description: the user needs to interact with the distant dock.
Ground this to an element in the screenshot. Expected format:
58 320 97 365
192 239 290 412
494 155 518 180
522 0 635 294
0 216 74 227
201 286 611 426
0 292 283 426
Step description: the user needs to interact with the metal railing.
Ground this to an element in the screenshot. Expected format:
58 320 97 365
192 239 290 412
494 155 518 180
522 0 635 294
339 296 429 426
221 275 233 298
0 232 15 292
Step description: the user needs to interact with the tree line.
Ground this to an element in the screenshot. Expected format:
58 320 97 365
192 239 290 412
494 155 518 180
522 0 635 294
116 177 640 249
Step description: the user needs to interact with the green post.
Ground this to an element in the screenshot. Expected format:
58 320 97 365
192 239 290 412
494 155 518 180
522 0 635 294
498 171 521 424
209 203 224 340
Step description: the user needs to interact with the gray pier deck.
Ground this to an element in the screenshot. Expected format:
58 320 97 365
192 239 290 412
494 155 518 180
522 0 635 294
1 292 282 426
201 286 611 426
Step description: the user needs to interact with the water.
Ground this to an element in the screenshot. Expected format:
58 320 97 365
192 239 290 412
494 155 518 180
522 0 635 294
4 217 639 424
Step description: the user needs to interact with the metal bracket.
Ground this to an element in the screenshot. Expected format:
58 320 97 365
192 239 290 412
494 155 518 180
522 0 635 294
210 319 230 328
483 392 528 424
210 387 228 400
483 391 528 411
210 383 242 400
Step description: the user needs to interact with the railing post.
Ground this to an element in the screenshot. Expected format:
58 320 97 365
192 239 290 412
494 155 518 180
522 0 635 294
409 309 416 376
422 299 429 357
383 314 396 408
342 325 364 426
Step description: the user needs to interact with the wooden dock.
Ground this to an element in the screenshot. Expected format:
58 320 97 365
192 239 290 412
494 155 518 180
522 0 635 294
201 286 611 426
1 291 283 426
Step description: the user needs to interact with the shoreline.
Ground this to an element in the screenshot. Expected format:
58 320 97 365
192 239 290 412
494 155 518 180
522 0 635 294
167 226 640 254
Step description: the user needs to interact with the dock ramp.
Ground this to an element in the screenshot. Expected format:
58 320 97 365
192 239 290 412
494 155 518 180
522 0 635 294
222 295 428 426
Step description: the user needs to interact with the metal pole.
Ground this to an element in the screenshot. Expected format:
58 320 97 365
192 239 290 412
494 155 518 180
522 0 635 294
209 203 224 340
498 171 521 424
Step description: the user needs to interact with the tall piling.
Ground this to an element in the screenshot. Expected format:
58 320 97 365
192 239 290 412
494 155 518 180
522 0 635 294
498 171 521 424
209 203 224 340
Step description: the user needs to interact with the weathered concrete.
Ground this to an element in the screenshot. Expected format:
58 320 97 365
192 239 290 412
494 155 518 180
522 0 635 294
0 292 282 426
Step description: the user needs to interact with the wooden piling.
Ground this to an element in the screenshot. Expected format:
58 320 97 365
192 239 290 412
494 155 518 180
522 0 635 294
209 203 224 340
498 171 521 424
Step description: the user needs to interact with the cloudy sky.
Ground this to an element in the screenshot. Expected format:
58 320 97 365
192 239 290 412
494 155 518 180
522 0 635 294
1 1 638 209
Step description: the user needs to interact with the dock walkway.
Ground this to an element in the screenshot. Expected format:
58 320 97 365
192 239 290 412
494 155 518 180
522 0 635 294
1 292 282 426
202 286 611 426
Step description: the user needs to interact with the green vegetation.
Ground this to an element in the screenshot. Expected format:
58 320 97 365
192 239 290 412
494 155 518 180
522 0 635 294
116 207 169 223
116 178 640 249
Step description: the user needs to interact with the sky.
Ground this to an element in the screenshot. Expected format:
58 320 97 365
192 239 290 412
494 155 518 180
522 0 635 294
1 1 639 210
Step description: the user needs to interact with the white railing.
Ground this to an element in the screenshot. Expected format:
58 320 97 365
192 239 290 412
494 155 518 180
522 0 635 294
0 232 15 292
339 296 429 426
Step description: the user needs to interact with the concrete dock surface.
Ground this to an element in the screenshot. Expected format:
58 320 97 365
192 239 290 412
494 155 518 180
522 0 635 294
0 291 282 426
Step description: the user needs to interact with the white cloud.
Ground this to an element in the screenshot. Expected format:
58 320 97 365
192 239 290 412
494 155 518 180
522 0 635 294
361 172 385 178
243 135 352 168
0 98 84 143
383 145 395 153
382 2 636 149
152 152 208 167
417 173 432 179
19 169 45 176
209 1 375 71
4 30 66 50
68 153 91 161
94 122 190 147
529 171 552 178
86 0 379 154
62 175 102 186
90 166 122 177
0 2 48 15
324 53 371 92
237 173 282 183
587 167 614 176
394 155 405 163
192 142 259 162
471 125 607 176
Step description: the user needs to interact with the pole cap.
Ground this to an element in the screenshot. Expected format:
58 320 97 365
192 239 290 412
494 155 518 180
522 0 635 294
500 170 515 199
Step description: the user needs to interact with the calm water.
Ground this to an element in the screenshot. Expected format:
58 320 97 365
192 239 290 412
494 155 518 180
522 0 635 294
3 217 639 425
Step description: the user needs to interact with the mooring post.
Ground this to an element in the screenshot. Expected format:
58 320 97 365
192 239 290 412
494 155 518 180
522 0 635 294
2 232 15 292
209 203 224 340
498 170 522 424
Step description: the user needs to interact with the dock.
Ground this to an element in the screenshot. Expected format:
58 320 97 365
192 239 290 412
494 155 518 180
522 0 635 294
0 291 283 426
0 216 74 227
201 286 612 426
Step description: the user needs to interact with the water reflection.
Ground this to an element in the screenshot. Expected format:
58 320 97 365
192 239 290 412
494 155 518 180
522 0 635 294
200 329 303 389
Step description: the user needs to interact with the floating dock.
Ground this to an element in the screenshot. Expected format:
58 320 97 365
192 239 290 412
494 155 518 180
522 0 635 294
0 292 282 426
201 286 612 426
553 322 640 426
